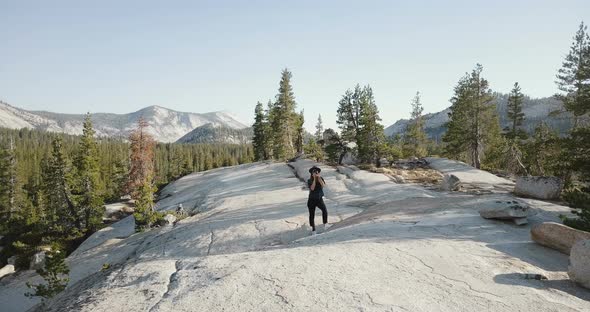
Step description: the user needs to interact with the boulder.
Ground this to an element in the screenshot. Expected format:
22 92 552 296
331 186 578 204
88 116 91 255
379 158 390 167
514 176 563 200
340 151 358 165
479 200 529 225
568 240 590 289
531 222 590 255
441 174 461 191
0 264 15 279
30 251 47 270
393 175 406 184
176 204 187 218
163 214 177 226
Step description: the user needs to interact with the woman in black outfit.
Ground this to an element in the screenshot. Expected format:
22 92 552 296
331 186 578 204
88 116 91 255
307 166 329 235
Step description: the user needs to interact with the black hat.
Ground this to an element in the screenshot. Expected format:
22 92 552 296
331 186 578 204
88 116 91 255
309 166 321 174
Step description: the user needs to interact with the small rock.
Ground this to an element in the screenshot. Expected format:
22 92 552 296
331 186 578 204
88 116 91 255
393 175 406 184
163 214 177 226
0 264 15 279
479 200 529 224
514 176 563 200
523 273 548 280
176 204 186 217
30 251 47 270
568 240 590 289
513 217 528 225
379 158 389 167
531 222 590 255
441 174 461 191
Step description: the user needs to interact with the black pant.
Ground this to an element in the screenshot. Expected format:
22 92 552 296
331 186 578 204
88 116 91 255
307 197 328 231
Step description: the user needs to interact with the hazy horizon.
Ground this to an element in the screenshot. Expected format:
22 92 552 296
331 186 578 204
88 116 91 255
1 0 589 132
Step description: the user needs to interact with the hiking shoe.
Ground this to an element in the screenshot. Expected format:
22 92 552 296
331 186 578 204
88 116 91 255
311 230 316 236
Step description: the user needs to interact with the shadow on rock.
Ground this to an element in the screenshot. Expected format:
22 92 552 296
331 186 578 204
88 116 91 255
494 273 590 302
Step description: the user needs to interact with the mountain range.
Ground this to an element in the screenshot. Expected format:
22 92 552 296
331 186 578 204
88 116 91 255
384 93 578 140
0 101 249 143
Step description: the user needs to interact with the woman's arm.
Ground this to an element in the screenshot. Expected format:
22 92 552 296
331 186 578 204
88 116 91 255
310 176 317 191
317 176 325 187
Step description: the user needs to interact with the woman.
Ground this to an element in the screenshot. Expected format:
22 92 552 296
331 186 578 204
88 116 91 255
307 166 329 235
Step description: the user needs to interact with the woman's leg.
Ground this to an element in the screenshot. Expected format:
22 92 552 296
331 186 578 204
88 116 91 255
307 198 317 231
318 198 328 224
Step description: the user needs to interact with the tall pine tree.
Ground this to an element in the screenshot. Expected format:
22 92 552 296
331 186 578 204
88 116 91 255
556 21 590 126
271 69 298 160
357 85 384 164
0 137 17 228
263 100 275 160
252 102 266 161
558 22 590 231
315 114 324 141
128 118 157 230
128 117 155 198
72 114 104 234
336 87 361 144
403 92 428 157
336 85 384 164
295 110 305 154
42 137 79 237
443 64 502 169
504 82 526 140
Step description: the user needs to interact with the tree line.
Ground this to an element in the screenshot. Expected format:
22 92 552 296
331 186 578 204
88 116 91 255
0 118 253 271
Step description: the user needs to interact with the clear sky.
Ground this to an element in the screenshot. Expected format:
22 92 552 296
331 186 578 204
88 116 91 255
1 0 589 132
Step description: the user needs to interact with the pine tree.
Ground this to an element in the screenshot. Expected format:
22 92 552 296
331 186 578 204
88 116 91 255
271 69 298 160
523 122 560 176
106 158 128 202
0 141 13 229
556 21 590 125
563 126 590 231
557 22 590 231
323 129 345 164
315 115 324 141
42 137 79 237
304 138 324 161
263 100 274 160
403 92 428 157
443 74 471 160
295 110 305 154
128 117 155 199
336 85 384 164
252 102 266 161
73 114 104 234
505 82 526 140
336 87 361 144
133 175 157 231
0 136 19 228
443 64 501 169
357 85 385 164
